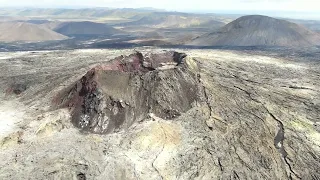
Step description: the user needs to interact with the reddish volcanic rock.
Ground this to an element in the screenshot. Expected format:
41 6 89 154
55 51 200 134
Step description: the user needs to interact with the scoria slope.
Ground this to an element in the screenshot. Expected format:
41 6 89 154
189 15 320 47
0 22 68 42
54 51 200 134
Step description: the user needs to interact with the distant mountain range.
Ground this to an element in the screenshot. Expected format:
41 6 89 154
120 12 226 28
0 8 229 23
0 8 319 47
0 20 122 42
0 8 156 20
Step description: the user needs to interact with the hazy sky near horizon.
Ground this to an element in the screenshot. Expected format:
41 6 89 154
0 0 319 12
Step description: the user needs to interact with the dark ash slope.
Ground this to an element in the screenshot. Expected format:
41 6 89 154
53 21 121 37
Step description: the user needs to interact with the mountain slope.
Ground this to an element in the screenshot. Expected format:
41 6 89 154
0 22 67 42
121 13 226 28
52 21 121 36
189 15 320 47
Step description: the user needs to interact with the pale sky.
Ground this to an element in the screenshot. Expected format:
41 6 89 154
0 0 320 14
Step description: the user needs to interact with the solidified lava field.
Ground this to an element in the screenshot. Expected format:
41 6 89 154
0 48 319 180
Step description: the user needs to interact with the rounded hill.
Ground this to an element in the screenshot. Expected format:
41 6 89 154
189 15 320 47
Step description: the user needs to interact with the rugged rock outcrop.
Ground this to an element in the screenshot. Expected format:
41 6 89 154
55 51 200 134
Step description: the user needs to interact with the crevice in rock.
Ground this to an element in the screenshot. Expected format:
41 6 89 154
233 171 240 180
288 85 319 92
203 87 212 117
151 125 166 180
233 85 260 103
152 148 164 180
197 74 212 117
239 92 302 179
265 108 301 180
231 144 253 171
218 158 224 172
